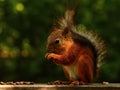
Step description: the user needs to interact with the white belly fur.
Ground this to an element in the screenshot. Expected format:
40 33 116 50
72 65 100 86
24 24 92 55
63 64 78 80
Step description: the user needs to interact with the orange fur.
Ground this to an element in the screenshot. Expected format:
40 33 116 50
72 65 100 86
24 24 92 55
46 37 94 84
46 9 105 85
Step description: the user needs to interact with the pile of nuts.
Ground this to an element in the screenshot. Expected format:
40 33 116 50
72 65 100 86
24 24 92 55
0 81 34 85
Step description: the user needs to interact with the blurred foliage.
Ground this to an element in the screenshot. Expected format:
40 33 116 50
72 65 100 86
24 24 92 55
0 0 120 83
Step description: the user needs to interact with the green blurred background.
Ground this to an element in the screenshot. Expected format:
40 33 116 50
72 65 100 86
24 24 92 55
0 0 120 83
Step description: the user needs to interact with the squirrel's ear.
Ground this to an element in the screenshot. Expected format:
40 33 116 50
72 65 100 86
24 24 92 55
62 27 70 36
51 25 58 31
52 24 58 31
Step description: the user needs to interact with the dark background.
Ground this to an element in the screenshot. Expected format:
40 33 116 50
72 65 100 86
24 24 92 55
0 0 120 83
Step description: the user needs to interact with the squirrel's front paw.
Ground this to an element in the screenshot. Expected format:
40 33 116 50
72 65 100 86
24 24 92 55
45 53 54 60
45 53 49 59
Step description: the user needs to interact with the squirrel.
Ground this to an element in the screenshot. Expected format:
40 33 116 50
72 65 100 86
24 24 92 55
45 8 106 85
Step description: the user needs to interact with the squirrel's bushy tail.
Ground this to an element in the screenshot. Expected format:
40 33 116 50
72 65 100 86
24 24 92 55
58 9 75 29
58 9 106 74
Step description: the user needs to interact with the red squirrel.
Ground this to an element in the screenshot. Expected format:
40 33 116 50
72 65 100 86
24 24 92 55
45 9 106 85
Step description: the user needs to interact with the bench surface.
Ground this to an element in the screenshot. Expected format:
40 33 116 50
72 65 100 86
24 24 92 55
0 83 119 90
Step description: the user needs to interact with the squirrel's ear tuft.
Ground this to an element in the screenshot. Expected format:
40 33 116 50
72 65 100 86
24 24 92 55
62 27 70 37
51 25 58 31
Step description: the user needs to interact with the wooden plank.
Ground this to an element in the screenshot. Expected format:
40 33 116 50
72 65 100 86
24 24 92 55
0 83 119 90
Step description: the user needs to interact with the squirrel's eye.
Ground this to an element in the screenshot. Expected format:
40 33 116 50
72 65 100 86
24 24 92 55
55 39 60 44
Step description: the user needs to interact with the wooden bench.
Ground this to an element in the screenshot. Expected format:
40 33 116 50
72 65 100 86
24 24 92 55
0 83 119 90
